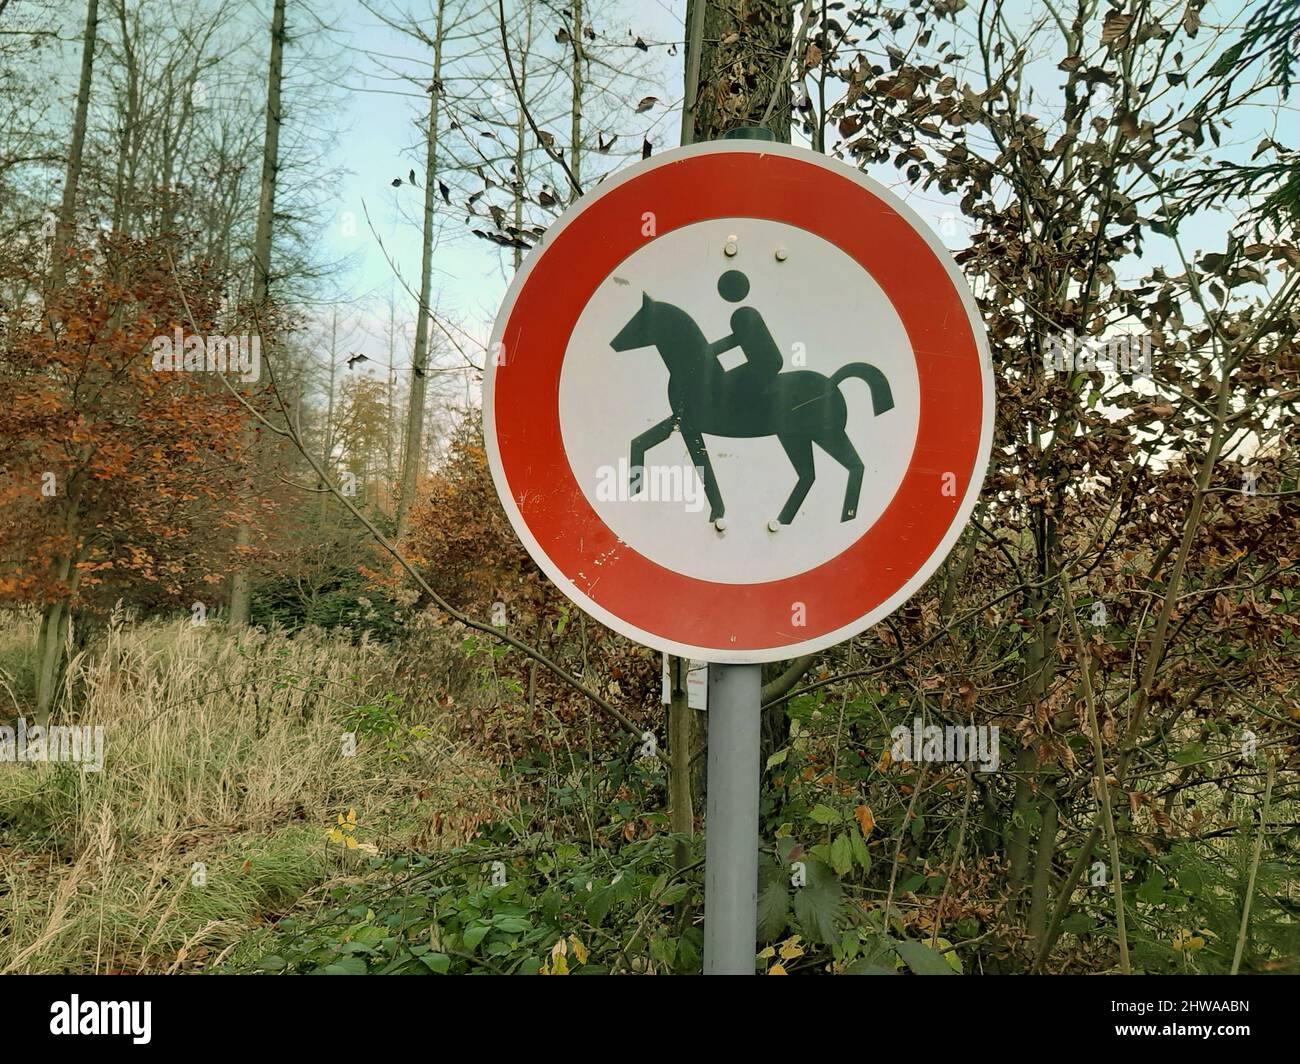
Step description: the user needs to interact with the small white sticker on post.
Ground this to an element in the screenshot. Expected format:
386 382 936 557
662 654 709 710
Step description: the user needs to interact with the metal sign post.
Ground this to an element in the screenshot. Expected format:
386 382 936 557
703 661 761 974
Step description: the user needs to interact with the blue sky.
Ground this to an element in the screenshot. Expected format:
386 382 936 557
24 0 1295 395
307 0 1292 389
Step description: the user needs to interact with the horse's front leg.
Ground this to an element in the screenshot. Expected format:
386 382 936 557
629 415 676 496
680 428 724 522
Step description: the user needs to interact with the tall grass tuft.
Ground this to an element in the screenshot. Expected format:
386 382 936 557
0 612 504 973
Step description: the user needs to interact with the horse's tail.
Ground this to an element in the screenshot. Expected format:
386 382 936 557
830 362 894 416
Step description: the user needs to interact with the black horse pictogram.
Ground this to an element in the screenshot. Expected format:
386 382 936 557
609 270 895 525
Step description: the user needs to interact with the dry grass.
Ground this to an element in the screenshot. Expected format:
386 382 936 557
0 611 506 973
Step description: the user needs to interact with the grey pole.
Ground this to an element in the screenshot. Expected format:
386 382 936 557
704 662 762 974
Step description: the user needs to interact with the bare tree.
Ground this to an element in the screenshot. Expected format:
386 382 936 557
229 0 287 626
49 0 98 287
393 0 448 541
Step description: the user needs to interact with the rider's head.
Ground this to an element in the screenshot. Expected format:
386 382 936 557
718 270 750 303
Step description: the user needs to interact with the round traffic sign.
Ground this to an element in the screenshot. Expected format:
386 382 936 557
484 140 993 663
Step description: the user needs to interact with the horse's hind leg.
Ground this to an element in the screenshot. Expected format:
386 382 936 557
681 428 724 521
817 429 864 521
777 435 815 525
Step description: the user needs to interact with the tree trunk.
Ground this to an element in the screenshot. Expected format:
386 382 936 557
34 506 83 721
36 0 98 714
507 3 532 274
568 0 582 201
385 299 396 513
394 0 446 542
51 0 98 287
667 656 695 870
682 0 792 143
667 0 796 855
229 0 286 625
318 308 338 521
109 0 136 236
1026 789 1059 950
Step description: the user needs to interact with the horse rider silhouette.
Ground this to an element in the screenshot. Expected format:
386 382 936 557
707 269 784 409
609 270 895 526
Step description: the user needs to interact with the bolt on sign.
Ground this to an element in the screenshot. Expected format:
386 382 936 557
485 140 993 663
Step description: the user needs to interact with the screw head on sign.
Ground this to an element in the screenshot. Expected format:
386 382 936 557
714 518 727 532
724 236 738 257
767 519 781 532
774 247 788 262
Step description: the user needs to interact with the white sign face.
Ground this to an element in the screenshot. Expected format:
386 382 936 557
486 140 993 662
560 217 921 584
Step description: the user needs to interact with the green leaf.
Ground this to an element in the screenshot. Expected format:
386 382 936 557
658 882 691 906
586 885 615 926
850 830 871 872
791 859 843 945
757 861 792 942
1137 874 1167 906
1207 39 1246 78
319 955 368 975
462 923 490 949
843 960 899 974
774 836 801 864
676 928 702 973
829 833 854 876
809 804 843 825
419 952 451 974
893 939 958 976
649 935 677 967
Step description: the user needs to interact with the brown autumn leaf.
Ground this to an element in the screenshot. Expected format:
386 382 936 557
1101 11 1132 47
854 804 875 837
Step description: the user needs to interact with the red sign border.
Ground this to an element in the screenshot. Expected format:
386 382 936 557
485 141 993 662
